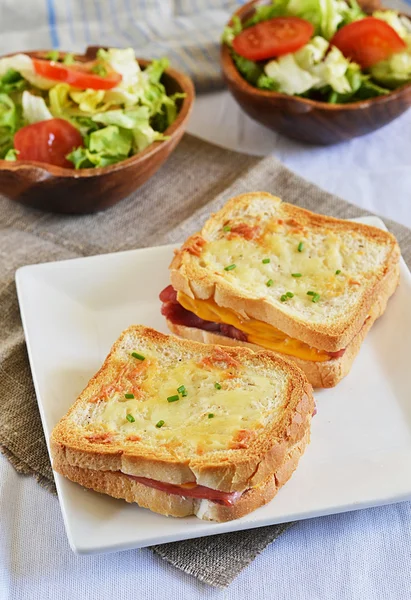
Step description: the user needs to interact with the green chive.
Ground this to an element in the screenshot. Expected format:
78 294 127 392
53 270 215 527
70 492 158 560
266 279 273 287
335 269 341 275
312 293 321 303
223 225 231 232
280 295 288 302
214 382 222 390
262 258 270 264
167 395 179 403
286 291 294 298
224 264 236 271
63 53 75 65
208 413 214 419
124 393 134 399
126 414 135 423
307 291 315 296
177 385 187 397
298 242 304 252
292 273 302 278
131 352 145 361
156 420 165 428
46 50 59 61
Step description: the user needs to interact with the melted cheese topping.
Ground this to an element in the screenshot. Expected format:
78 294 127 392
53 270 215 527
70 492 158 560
197 217 389 324
177 292 330 362
87 355 285 454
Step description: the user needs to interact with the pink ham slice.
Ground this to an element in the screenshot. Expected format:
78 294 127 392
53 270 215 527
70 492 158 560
160 285 247 339
125 474 242 506
159 285 346 358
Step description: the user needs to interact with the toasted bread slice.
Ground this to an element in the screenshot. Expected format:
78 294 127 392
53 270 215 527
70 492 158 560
51 326 314 521
169 192 400 354
166 264 398 388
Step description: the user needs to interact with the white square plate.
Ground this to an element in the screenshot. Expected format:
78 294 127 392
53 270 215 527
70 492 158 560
16 216 411 555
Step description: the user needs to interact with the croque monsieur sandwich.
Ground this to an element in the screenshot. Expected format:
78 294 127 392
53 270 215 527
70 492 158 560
161 192 400 388
51 326 314 522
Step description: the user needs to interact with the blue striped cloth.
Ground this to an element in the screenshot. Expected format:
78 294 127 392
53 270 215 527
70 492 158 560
0 0 247 91
1 0 410 90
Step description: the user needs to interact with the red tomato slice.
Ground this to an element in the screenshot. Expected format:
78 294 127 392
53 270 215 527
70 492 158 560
330 17 406 69
232 17 314 61
14 118 83 168
32 58 122 90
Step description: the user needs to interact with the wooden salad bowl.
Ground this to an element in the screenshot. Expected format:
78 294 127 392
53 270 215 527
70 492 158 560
0 47 194 214
220 0 411 145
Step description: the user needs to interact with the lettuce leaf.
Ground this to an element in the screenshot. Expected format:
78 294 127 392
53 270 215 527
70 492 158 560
265 53 320 94
89 125 132 156
0 69 26 94
22 90 52 123
0 93 20 158
232 53 264 86
66 125 132 168
371 52 411 88
92 106 167 152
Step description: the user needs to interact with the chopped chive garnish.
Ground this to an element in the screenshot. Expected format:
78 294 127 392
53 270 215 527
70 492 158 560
312 293 321 303
223 225 231 232
167 395 179 403
156 420 165 428
124 393 134 399
126 414 135 423
266 279 273 287
224 264 236 271
286 291 294 298
307 291 315 296
214 382 222 390
292 273 302 277
46 50 59 61
131 352 145 361
298 242 304 252
280 295 288 302
262 258 270 264
177 385 187 397
208 413 214 419
335 269 341 275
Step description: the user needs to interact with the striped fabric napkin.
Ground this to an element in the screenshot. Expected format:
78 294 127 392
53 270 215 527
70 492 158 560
1 0 243 91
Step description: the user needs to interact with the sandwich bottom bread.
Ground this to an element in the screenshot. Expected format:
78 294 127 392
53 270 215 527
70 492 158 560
51 326 314 522
161 191 400 388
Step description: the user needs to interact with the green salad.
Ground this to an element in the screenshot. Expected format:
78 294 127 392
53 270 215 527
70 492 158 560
223 0 411 103
0 48 184 168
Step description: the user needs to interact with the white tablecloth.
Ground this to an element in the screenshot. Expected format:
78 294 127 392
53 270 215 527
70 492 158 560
2 0 411 597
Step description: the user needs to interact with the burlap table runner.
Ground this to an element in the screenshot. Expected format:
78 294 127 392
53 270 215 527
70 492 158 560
1 134 410 587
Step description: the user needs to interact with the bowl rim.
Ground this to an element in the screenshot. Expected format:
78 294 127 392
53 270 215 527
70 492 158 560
221 0 411 111
0 48 195 178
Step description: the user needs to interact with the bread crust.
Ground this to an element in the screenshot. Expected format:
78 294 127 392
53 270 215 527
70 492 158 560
52 428 310 522
166 252 399 388
51 326 314 494
170 192 401 352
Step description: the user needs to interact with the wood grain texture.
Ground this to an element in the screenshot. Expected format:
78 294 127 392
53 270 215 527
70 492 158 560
0 48 194 214
220 1 411 145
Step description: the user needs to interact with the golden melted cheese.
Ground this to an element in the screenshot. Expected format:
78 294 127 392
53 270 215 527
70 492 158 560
197 220 388 324
177 292 330 362
89 356 283 453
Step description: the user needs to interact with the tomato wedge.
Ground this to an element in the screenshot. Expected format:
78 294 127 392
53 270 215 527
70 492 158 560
14 118 83 168
32 58 122 90
232 17 314 61
330 17 406 69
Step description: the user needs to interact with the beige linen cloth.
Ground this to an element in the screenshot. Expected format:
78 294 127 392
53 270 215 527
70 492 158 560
1 135 410 587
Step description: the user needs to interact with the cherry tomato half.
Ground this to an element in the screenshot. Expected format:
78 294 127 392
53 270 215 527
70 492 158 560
330 17 406 69
14 118 83 168
232 17 315 61
32 58 122 90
